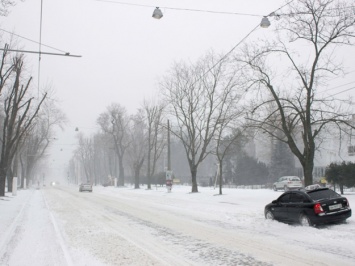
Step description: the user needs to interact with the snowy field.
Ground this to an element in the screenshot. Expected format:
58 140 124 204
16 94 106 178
0 184 354 266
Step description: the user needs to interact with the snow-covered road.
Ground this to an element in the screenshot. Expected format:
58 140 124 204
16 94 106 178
1 185 354 265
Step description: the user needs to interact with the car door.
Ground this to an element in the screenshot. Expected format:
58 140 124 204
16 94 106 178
286 192 308 222
276 177 284 190
272 193 291 221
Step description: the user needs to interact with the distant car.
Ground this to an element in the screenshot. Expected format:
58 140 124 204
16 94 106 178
273 176 303 191
264 188 351 226
102 181 113 187
79 183 92 192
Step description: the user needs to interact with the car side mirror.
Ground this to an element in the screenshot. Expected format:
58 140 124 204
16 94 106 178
272 200 278 204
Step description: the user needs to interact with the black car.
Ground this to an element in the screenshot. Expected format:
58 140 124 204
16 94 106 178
264 188 351 226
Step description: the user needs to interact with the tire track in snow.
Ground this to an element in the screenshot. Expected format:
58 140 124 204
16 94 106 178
42 190 74 266
0 191 32 264
46 186 355 266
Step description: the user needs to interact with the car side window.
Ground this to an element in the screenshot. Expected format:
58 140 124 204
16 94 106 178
289 193 305 203
278 194 290 203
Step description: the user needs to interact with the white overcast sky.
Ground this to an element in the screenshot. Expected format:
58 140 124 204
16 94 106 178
0 0 354 180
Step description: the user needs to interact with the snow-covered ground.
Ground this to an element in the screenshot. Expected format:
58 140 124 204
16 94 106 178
1 185 354 266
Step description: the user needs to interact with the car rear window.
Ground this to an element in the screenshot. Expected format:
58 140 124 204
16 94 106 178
291 177 300 181
307 189 340 200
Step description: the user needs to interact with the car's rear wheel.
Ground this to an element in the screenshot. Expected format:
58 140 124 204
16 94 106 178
284 185 289 191
265 210 274 220
299 214 311 226
273 185 277 191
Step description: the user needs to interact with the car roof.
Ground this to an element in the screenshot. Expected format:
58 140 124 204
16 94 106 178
305 187 330 193
288 187 330 194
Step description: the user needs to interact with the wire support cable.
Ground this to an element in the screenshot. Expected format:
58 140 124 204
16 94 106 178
96 0 263 17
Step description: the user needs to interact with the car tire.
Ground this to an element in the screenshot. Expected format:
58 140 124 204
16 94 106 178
299 214 311 226
273 185 277 191
265 210 274 220
284 186 289 191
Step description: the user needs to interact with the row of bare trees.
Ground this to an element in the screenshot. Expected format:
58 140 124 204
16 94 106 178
68 50 246 193
69 0 355 193
0 42 66 196
71 101 166 189
161 0 355 191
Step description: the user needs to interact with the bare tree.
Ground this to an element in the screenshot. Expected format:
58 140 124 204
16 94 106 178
142 99 165 189
92 133 113 186
214 127 245 195
17 96 67 187
97 103 130 186
236 0 355 186
0 53 47 196
126 110 146 189
75 132 95 184
161 51 242 192
0 0 18 16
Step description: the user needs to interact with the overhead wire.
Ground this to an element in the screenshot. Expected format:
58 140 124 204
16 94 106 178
0 28 67 53
326 86 355 98
95 0 263 17
188 0 296 86
322 81 355 92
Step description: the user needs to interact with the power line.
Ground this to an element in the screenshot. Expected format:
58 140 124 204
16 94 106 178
95 0 263 17
274 5 355 17
269 0 295 16
188 0 296 86
97 0 353 20
0 28 67 53
322 81 355 92
327 86 355 98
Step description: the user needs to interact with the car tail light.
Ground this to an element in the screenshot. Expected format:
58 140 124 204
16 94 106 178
314 203 324 214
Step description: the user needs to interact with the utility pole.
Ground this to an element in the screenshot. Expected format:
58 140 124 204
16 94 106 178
166 120 172 192
167 119 171 171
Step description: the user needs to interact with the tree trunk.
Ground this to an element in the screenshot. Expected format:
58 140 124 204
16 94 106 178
134 158 144 189
147 145 151 190
303 159 314 187
134 166 140 189
7 168 13 192
191 167 198 193
147 175 151 190
0 165 7 196
118 156 125 186
219 163 223 195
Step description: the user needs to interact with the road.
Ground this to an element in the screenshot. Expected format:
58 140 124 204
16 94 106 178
1 185 354 266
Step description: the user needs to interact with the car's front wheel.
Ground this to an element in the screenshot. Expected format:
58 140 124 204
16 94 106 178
299 214 311 226
265 210 274 220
